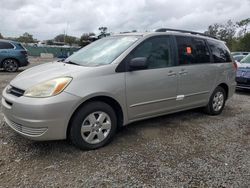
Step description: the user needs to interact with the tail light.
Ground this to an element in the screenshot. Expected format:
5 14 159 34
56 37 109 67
233 62 238 71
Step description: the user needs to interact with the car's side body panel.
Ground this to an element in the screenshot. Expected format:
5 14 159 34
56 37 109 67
175 63 217 109
125 66 179 120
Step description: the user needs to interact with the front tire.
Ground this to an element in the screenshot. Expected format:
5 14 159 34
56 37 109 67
3 59 19 72
69 101 117 150
204 86 226 115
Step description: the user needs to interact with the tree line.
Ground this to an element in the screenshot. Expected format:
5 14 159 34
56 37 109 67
0 27 110 47
0 18 249 51
204 18 250 51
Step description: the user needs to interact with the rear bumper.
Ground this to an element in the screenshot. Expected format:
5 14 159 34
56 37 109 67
19 57 29 67
236 84 250 89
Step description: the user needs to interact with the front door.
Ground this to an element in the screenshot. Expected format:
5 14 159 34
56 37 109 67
125 36 179 120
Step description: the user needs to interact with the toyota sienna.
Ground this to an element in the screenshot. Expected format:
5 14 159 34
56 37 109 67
2 29 236 150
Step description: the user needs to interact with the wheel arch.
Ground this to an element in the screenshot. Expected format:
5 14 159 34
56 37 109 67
0 57 20 68
218 83 229 100
66 95 124 138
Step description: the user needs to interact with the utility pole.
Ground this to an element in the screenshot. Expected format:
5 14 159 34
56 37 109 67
64 22 69 45
63 29 66 44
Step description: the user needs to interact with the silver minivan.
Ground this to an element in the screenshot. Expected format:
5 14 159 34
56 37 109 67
2 29 237 150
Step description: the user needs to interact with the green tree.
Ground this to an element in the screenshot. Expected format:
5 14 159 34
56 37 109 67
205 18 250 51
238 33 250 51
99 27 107 35
98 27 109 38
17 32 35 43
231 39 240 51
65 35 77 46
237 18 250 37
46 40 54 45
89 32 95 36
79 32 96 47
204 20 236 49
218 20 236 49
54 34 65 42
0 33 3 39
218 20 236 40
204 23 220 38
54 34 77 46
80 33 90 41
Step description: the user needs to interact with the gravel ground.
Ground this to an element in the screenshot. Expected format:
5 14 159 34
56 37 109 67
0 58 250 187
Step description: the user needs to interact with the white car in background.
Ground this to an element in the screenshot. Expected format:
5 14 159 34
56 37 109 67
233 55 246 67
231 51 250 56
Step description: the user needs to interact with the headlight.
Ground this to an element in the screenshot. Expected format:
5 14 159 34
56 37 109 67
24 77 72 98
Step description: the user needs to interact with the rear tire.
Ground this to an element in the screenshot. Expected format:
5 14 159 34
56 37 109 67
3 59 19 72
204 86 226 115
69 101 117 150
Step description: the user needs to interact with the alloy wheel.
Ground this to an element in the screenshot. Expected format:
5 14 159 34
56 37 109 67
212 91 224 112
81 111 112 144
3 59 18 72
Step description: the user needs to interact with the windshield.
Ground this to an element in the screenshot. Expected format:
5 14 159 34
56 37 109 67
240 54 250 64
66 36 140 66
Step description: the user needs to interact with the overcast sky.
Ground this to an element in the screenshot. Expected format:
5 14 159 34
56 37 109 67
0 0 249 40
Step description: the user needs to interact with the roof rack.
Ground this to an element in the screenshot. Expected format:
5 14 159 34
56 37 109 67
155 28 218 39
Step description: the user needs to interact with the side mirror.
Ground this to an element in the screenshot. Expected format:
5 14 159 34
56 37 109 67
129 57 148 71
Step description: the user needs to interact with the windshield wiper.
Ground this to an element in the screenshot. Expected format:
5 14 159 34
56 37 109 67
63 60 80 66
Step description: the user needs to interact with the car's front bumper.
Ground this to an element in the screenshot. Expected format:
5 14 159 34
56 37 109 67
236 84 250 89
1 86 81 141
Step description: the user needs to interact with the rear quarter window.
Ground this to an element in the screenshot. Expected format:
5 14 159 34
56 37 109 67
207 40 232 63
0 41 15 49
16 43 26 50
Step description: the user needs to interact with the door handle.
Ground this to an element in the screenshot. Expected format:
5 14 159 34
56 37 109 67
168 71 176 76
179 69 188 75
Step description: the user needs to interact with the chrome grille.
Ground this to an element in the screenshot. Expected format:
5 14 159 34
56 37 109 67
4 117 47 136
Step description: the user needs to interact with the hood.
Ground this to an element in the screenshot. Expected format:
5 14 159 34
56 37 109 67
10 62 93 90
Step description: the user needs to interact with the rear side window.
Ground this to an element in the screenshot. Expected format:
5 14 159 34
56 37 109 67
127 36 173 69
176 36 210 65
0 41 14 49
207 40 232 63
16 43 25 50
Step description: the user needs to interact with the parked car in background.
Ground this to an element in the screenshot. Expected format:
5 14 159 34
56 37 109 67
233 55 246 66
231 51 250 56
233 55 246 62
2 29 236 150
0 39 29 72
236 54 250 90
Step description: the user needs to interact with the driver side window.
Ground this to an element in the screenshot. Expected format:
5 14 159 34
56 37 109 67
127 36 173 69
